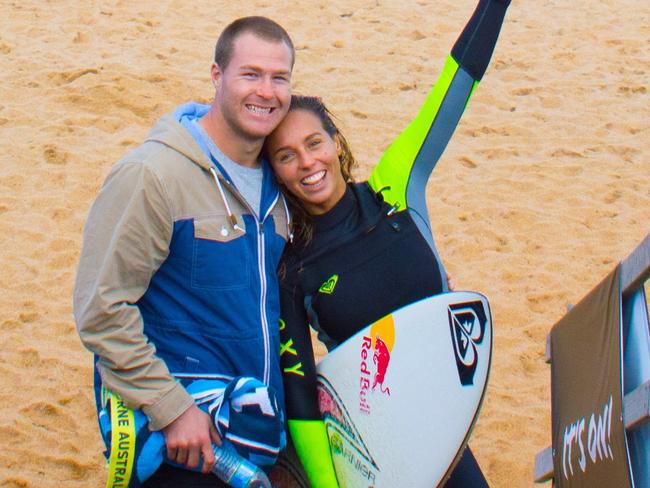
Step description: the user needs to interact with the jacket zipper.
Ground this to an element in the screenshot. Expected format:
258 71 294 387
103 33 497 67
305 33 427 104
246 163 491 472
211 170 277 385
256 195 279 385
256 221 270 384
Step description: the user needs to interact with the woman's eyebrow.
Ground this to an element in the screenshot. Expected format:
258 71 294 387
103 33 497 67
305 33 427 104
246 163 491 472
272 132 321 156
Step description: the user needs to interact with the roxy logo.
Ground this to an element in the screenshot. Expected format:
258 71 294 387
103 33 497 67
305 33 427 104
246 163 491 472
319 274 339 294
447 300 487 386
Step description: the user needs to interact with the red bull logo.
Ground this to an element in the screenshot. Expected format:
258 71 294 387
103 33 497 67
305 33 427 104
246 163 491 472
359 336 372 414
359 315 395 414
372 336 391 395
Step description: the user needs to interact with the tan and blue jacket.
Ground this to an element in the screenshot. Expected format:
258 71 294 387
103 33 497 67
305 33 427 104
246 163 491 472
74 102 290 431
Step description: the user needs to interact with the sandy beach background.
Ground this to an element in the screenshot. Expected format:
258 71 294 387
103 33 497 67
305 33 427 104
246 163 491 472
1 0 648 486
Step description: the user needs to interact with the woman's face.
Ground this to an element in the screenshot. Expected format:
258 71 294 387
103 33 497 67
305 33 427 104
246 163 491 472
266 109 347 215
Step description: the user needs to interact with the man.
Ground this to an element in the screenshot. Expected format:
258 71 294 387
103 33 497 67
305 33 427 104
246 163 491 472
74 17 294 486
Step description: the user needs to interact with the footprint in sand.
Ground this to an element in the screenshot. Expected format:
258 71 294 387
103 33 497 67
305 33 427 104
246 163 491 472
59 76 159 119
512 87 534 96
143 74 166 83
540 96 562 109
21 399 61 416
618 85 646 94
50 253 77 270
471 126 511 137
608 145 639 162
492 59 509 71
1 476 31 487
495 235 510 253
480 147 520 160
0 426 28 462
603 190 622 204
519 351 542 376
18 348 41 366
52 68 99 86
18 311 40 324
551 148 584 159
526 292 565 315
73 31 88 44
0 174 25 191
43 144 69 165
1 319 21 331
459 156 478 169
47 457 93 481
50 207 73 222
49 239 76 252
560 165 583 177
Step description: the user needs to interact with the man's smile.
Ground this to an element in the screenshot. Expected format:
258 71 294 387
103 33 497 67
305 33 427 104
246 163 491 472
245 104 274 115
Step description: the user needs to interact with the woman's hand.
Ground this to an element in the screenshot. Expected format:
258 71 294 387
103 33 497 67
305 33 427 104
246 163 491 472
446 271 456 291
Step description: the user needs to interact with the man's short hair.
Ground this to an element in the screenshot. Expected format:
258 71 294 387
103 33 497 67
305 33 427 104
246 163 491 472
215 16 295 71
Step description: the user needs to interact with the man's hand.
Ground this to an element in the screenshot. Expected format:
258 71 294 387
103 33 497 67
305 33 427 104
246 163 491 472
162 404 222 473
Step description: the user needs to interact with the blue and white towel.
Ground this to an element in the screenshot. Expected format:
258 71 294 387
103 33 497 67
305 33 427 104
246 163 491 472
99 376 285 487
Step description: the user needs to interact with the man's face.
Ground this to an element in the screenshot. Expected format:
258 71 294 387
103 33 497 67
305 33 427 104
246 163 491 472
213 32 292 143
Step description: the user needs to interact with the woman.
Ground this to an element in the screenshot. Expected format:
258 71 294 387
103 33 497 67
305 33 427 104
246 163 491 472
266 1 510 486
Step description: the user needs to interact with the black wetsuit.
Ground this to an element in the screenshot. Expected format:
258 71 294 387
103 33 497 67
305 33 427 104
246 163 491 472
280 184 488 487
282 183 442 356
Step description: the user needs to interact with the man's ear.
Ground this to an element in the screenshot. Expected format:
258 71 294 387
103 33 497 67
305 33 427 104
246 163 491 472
210 63 222 90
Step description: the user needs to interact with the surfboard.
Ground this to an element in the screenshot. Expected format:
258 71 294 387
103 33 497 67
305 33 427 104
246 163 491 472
315 291 492 488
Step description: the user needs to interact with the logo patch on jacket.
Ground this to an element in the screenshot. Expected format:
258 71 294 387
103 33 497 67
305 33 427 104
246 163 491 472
319 274 339 294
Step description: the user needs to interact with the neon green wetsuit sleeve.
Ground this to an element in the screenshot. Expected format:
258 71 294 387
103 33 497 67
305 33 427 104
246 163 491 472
368 0 510 217
280 286 340 487
368 55 478 291
368 55 476 210
288 419 340 487
367 0 510 290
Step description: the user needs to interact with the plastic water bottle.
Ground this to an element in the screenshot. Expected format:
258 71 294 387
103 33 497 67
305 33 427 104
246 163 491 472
211 445 271 488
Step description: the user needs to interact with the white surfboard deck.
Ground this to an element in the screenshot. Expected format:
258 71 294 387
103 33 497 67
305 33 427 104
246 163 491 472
316 291 492 488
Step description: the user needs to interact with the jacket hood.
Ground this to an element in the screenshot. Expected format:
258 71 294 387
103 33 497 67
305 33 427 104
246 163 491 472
145 102 214 171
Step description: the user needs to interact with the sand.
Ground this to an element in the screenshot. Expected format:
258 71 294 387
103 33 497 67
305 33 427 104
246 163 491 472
0 0 648 486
